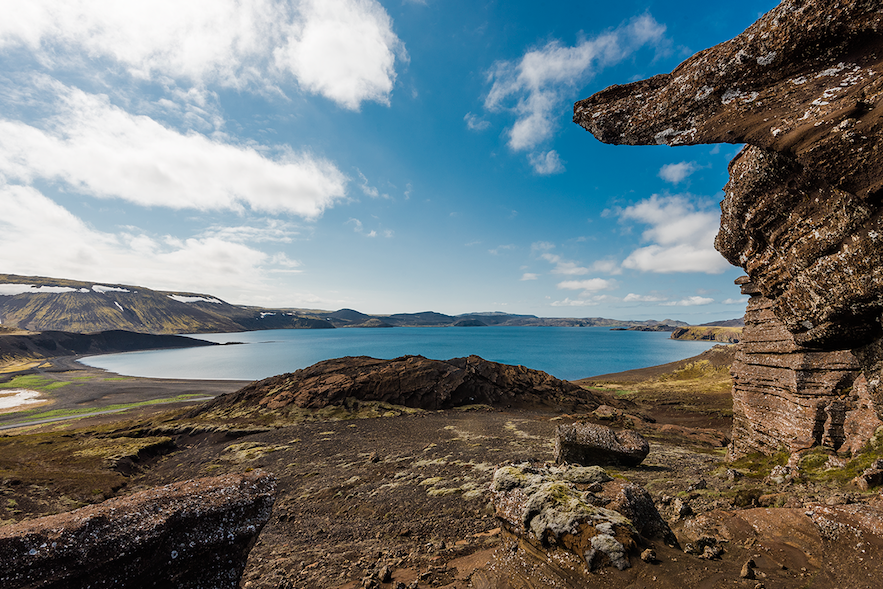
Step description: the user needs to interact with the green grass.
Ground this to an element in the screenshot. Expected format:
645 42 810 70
0 374 70 391
11 394 209 421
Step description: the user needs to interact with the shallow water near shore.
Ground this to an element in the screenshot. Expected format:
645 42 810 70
81 326 717 381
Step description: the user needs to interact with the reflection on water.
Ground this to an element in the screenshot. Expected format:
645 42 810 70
81 326 718 382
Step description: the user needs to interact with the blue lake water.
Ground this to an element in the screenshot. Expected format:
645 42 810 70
80 326 718 382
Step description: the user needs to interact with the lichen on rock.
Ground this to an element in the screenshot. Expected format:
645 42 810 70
490 462 673 572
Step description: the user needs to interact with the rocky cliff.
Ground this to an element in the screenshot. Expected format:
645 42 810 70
576 0 883 457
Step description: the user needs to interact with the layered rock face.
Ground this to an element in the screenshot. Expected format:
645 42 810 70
196 354 613 417
730 277 881 456
0 471 276 589
575 0 883 456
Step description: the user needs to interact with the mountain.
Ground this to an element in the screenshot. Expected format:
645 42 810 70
0 273 699 335
0 274 331 335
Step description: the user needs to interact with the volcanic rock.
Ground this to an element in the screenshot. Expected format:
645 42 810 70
489 463 674 573
554 422 649 467
0 471 276 589
576 0 883 455
729 277 881 457
195 355 613 417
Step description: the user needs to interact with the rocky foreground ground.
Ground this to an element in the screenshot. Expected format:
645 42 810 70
2 346 883 588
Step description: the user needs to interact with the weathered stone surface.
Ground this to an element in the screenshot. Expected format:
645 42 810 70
576 0 883 455
196 354 612 416
489 463 673 573
728 278 880 457
0 471 276 589
554 422 649 467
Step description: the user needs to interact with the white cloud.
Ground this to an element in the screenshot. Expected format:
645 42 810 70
658 161 699 184
0 182 297 298
556 278 616 292
619 195 730 274
275 0 406 110
528 150 564 175
590 259 623 275
357 170 389 199
489 244 516 255
531 241 555 252
464 112 490 131
484 14 666 151
623 293 668 302
550 295 612 307
0 0 405 110
520 273 539 281
723 297 749 305
660 296 715 307
540 253 589 276
0 84 347 217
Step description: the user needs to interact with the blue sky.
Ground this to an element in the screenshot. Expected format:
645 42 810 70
0 0 778 321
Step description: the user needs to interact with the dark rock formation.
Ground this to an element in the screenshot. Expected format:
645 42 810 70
195 355 615 417
489 463 674 574
576 0 883 456
0 329 216 365
554 422 649 467
730 277 880 456
0 471 276 589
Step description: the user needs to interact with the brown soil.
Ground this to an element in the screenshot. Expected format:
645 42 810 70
2 346 882 588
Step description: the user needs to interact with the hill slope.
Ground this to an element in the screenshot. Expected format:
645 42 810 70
0 274 330 335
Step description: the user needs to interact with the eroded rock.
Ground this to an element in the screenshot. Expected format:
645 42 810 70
576 0 883 456
489 463 673 573
554 422 649 467
0 470 276 589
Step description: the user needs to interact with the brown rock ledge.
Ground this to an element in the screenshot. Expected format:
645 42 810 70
0 471 276 589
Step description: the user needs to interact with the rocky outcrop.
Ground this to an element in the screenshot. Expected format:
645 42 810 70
0 471 276 589
554 422 649 467
489 463 674 574
730 277 881 456
195 355 615 417
576 0 883 456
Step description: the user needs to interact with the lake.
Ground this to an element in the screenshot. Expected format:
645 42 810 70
80 326 719 382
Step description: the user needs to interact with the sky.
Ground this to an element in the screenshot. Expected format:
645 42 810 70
0 0 780 322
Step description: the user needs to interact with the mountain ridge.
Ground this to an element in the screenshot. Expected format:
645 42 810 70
0 273 728 335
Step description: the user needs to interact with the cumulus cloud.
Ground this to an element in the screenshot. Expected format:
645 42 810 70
557 278 616 292
540 253 589 276
528 150 564 175
520 273 539 281
623 293 668 302
619 195 731 274
0 0 404 110
658 161 699 184
484 14 666 151
660 296 715 307
723 297 749 305
0 182 295 298
0 84 347 217
464 112 490 131
275 0 406 110
590 259 623 275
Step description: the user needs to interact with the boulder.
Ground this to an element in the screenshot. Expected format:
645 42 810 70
195 354 614 417
575 0 883 456
489 463 674 573
0 471 276 589
554 422 649 467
